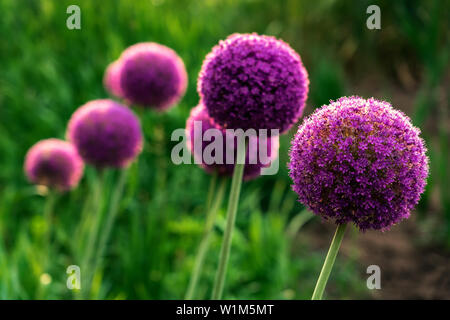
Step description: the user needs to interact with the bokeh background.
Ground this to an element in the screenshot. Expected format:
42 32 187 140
0 0 449 299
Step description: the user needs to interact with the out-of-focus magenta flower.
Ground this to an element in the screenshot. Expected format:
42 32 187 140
186 104 279 181
198 33 309 133
67 99 143 169
119 42 187 110
103 59 125 98
288 96 429 231
24 139 84 191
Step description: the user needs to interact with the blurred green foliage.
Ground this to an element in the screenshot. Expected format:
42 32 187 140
0 0 448 299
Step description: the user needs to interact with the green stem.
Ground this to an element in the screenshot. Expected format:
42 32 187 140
90 168 129 298
311 223 347 300
286 209 315 240
185 176 227 300
205 172 218 213
211 141 246 300
74 176 95 254
80 169 105 298
43 191 56 252
37 191 57 299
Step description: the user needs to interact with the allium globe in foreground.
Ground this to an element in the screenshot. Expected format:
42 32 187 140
186 104 279 181
198 33 309 133
119 42 187 110
24 139 84 191
103 59 125 98
67 99 143 168
288 96 429 231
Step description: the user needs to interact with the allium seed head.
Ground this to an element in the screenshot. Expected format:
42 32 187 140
67 99 143 169
24 139 84 191
119 42 187 110
103 59 125 98
288 96 429 231
186 104 279 181
198 33 309 133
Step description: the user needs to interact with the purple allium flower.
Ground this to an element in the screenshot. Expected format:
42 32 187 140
103 59 125 98
67 99 143 168
198 33 309 133
288 96 429 231
186 104 279 181
119 42 188 110
24 139 84 191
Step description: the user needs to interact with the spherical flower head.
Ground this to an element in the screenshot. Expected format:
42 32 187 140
67 99 143 169
24 139 84 192
198 33 309 133
288 96 429 231
186 104 279 180
103 59 125 98
119 42 188 110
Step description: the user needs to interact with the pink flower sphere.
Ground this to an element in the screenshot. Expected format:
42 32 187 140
119 42 188 110
24 139 84 191
103 59 125 98
67 99 143 169
186 104 279 181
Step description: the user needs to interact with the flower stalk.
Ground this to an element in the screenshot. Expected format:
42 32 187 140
186 174 227 300
211 140 246 300
80 169 105 298
91 168 129 294
311 223 347 300
43 191 56 250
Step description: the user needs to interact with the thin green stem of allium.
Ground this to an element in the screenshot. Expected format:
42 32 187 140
311 223 347 300
80 169 106 298
286 208 315 240
186 175 227 300
90 168 129 298
75 177 95 254
38 190 57 299
42 190 57 277
211 140 246 300
205 172 218 212
43 190 56 252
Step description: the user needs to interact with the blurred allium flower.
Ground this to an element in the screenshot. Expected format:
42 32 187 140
288 96 429 231
67 99 143 168
24 139 84 191
198 33 309 133
186 104 279 181
119 42 188 110
103 59 125 98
